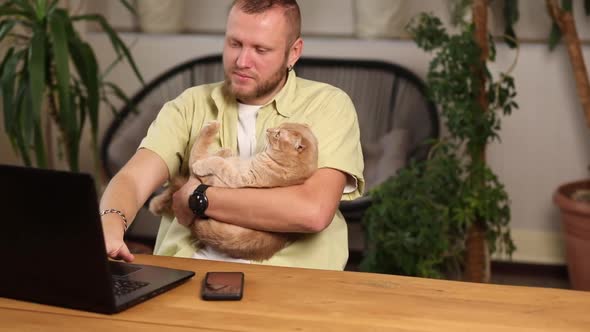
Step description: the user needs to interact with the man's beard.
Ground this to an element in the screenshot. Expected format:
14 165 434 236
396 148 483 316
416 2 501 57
223 62 288 103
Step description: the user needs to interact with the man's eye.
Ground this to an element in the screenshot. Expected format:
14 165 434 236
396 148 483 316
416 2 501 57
256 48 268 54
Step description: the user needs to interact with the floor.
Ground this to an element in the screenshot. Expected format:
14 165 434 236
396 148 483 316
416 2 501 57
489 261 571 289
344 258 571 290
345 224 572 290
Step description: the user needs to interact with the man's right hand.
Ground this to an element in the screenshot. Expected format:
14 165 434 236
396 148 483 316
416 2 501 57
173 176 202 226
102 216 135 262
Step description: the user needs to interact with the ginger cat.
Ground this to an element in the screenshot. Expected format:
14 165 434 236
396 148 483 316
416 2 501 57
149 121 318 261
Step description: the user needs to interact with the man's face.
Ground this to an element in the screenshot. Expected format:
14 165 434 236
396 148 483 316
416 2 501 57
222 6 296 105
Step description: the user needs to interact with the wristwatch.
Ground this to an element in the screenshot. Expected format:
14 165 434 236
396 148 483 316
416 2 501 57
188 184 210 218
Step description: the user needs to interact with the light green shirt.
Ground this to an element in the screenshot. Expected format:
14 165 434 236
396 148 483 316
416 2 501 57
140 70 365 270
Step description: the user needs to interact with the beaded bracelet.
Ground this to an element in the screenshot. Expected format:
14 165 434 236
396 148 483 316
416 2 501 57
99 208 129 232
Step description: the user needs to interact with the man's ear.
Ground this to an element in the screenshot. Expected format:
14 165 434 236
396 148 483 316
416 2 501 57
288 37 303 67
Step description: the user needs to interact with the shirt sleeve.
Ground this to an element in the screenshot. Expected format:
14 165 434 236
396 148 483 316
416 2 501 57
138 89 195 178
308 89 365 200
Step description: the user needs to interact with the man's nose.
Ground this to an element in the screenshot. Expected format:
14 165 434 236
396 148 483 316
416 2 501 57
236 49 252 68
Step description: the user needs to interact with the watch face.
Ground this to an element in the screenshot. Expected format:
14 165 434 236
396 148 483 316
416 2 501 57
189 186 209 217
188 193 199 211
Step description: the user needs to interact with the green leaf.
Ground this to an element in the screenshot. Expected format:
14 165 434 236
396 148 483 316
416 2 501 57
65 18 99 143
46 0 58 15
13 63 33 166
11 0 35 12
0 19 16 43
48 9 72 133
72 14 144 85
503 0 519 49
0 7 31 20
118 0 137 16
67 88 80 171
72 79 86 144
561 0 573 12
28 26 46 134
586 0 590 15
548 23 562 51
1 48 19 135
10 0 37 20
34 0 47 21
33 119 47 167
103 81 131 109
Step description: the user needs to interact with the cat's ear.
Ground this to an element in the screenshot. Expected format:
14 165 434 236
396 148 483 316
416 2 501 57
295 139 306 152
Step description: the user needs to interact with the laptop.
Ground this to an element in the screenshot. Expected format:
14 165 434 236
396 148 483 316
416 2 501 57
0 165 195 314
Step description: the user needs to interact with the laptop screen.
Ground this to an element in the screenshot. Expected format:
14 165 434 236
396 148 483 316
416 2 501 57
0 165 117 311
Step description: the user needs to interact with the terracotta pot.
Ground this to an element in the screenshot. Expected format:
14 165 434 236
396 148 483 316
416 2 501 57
554 179 590 291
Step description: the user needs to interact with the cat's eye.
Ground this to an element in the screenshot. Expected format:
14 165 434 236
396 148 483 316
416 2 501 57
274 131 280 138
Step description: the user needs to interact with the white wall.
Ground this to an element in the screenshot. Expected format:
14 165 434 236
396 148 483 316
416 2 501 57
4 0 590 264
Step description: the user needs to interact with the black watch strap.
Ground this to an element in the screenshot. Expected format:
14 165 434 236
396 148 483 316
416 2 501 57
189 184 210 218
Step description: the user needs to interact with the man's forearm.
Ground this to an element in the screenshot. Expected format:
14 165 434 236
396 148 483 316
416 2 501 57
100 172 144 226
203 168 347 233
100 149 170 228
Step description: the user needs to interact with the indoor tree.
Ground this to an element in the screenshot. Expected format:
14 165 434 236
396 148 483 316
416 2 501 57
361 2 517 280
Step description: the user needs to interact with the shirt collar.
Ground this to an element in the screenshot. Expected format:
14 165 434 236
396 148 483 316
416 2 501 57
270 69 297 118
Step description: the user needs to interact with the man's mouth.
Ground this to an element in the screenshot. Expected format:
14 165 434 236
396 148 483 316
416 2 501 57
233 70 256 80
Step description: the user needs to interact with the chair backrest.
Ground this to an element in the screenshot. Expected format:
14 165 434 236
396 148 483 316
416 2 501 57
100 54 439 246
294 58 438 163
101 55 226 179
102 54 438 179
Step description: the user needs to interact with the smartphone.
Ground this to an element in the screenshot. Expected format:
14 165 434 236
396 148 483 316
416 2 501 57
201 272 244 301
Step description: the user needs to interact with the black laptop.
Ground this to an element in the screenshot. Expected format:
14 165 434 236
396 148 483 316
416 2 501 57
0 165 195 314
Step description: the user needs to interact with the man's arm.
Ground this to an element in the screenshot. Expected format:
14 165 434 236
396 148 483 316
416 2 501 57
173 168 347 233
100 148 169 261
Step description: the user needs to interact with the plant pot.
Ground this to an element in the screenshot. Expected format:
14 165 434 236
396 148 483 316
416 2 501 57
554 179 590 291
137 0 185 34
354 0 409 39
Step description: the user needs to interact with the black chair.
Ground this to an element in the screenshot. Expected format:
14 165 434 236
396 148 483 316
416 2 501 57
101 54 439 261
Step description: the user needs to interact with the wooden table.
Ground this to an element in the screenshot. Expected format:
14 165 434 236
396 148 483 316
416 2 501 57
1 254 589 331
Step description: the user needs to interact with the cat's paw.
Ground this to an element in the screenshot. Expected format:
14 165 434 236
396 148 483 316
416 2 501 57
192 159 210 176
215 148 233 158
202 121 220 136
148 193 171 216
192 156 223 176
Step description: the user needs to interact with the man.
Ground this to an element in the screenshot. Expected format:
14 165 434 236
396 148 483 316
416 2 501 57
100 0 364 270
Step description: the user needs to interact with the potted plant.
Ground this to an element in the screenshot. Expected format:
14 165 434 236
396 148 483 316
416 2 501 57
500 0 590 291
360 10 517 280
0 0 143 173
544 0 590 291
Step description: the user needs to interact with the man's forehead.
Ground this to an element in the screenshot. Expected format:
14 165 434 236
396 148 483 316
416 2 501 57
226 8 289 45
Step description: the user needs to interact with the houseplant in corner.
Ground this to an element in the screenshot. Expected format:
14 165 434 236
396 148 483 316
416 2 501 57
0 0 143 173
360 12 517 280
501 0 590 291
544 0 590 291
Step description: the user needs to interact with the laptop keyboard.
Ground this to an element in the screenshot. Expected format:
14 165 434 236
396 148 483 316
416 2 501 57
113 278 150 297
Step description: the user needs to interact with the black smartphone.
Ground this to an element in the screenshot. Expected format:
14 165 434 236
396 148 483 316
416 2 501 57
201 272 244 301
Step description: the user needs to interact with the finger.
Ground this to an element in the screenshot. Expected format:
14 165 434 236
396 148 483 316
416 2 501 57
117 243 135 262
108 243 135 262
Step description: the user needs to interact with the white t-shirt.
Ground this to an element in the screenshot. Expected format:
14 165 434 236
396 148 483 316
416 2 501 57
237 103 261 158
192 103 261 264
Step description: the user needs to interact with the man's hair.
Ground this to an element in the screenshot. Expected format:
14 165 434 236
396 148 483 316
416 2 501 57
231 0 301 45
